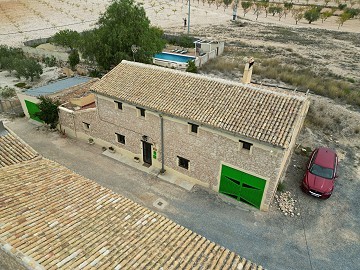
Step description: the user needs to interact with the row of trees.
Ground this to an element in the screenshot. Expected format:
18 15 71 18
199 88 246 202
239 0 359 26
51 0 166 70
0 46 43 81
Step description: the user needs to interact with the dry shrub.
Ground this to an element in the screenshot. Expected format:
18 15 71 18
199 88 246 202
200 58 240 73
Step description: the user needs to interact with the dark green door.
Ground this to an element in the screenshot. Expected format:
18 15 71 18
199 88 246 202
24 100 42 122
219 165 266 209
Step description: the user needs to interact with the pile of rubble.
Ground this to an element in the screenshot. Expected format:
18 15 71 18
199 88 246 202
274 191 300 217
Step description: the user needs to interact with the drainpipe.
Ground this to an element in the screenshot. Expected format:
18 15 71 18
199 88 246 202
160 115 165 174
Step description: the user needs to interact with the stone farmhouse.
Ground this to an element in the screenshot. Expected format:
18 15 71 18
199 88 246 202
0 122 263 269
58 60 310 211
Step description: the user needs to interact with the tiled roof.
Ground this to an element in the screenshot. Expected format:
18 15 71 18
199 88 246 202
91 61 309 148
0 131 38 168
0 158 264 270
49 79 99 104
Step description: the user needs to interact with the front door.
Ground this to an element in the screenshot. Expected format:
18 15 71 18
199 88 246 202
142 141 152 165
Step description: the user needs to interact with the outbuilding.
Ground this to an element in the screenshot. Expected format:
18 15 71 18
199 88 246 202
17 76 96 122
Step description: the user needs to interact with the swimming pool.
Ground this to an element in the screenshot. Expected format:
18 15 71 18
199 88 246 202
154 52 195 63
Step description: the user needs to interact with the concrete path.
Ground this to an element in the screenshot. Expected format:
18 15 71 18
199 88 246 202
4 118 359 270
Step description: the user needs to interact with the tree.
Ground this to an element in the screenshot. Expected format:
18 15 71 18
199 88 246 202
35 96 61 129
337 11 351 28
344 7 360 18
269 5 277 16
14 59 43 81
241 1 252 16
80 0 165 69
283 2 293 17
320 10 333 22
51 30 80 50
0 45 24 73
186 60 197 73
304 7 321 24
69 49 80 70
292 8 304 24
223 0 232 11
253 2 262 20
277 6 285 21
260 0 270 17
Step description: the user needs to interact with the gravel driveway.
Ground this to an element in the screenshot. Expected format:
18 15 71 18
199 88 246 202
4 117 359 270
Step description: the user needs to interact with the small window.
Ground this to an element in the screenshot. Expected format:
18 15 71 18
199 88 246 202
178 156 189 170
239 140 252 150
137 107 145 117
83 122 90 130
116 133 125 144
188 123 199 133
114 101 122 110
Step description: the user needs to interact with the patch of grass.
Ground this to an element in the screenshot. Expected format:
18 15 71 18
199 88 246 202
200 58 241 73
254 59 360 106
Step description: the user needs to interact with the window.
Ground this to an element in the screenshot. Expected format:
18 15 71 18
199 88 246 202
116 133 125 144
137 107 145 117
188 123 199 133
178 156 189 170
114 101 122 110
83 122 90 130
239 140 253 150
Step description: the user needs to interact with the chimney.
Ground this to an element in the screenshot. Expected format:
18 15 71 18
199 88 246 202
241 57 254 84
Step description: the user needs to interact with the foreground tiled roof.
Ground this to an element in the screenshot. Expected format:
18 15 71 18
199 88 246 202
91 61 309 148
0 158 264 270
0 131 38 167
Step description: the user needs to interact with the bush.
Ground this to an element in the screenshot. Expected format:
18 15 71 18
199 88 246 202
186 60 197 73
0 86 16 99
164 34 195 48
14 82 27 88
44 56 57 67
338 3 347 10
35 96 61 128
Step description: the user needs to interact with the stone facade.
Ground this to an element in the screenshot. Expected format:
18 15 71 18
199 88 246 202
59 93 308 211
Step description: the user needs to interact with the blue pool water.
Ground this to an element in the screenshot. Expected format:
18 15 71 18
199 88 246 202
154 52 195 63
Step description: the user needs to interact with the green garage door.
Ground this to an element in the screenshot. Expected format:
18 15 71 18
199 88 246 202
219 165 266 209
24 100 42 122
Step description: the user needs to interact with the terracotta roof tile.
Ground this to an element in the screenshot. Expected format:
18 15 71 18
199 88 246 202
0 132 38 167
92 61 308 148
0 158 264 269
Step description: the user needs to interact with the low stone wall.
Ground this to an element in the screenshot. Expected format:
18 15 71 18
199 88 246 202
0 99 22 115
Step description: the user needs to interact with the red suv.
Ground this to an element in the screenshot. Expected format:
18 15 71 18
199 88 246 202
302 147 338 199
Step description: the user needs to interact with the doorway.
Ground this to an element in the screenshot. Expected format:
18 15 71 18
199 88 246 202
142 141 152 166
